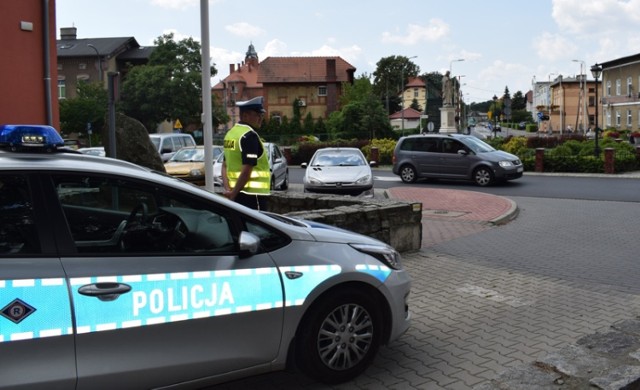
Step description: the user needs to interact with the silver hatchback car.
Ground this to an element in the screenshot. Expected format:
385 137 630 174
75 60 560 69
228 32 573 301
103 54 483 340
392 134 523 186
0 125 410 389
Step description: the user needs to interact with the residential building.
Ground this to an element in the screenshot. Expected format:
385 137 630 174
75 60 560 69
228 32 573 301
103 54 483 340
401 77 427 111
258 57 355 124
548 75 596 134
390 108 421 133
534 76 597 134
600 53 640 132
56 27 155 100
1 1 59 128
213 48 356 132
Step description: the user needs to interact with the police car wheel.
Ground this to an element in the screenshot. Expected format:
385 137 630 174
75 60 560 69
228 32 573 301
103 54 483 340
296 287 382 384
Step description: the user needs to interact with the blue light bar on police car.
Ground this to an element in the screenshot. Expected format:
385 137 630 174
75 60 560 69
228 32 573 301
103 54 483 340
0 124 65 152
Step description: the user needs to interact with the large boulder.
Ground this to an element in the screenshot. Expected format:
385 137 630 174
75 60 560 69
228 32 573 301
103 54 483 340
103 113 165 172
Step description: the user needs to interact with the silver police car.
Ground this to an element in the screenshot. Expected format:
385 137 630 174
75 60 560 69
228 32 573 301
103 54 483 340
0 125 411 389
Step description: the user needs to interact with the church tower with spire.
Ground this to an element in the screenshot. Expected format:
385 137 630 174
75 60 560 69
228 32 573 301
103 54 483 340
245 42 259 67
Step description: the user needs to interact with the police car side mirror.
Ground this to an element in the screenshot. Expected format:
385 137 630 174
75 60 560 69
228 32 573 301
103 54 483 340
238 231 260 258
301 162 308 169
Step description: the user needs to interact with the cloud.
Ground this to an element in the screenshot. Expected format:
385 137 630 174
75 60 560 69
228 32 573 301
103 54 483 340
150 0 198 10
262 39 288 57
225 22 265 38
381 19 450 45
532 32 578 62
552 0 640 34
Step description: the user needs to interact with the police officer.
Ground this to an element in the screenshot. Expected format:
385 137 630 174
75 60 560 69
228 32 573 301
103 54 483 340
222 96 271 210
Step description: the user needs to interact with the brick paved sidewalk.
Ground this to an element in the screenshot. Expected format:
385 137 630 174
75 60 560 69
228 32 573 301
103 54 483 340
385 187 517 248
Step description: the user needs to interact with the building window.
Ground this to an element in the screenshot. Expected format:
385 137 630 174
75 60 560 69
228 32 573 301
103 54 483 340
413 88 419 98
318 86 327 96
606 80 611 96
77 74 89 85
628 77 633 96
270 113 282 124
57 63 63 71
627 109 633 127
616 79 621 96
58 79 66 99
606 110 611 127
79 63 87 70
616 110 621 127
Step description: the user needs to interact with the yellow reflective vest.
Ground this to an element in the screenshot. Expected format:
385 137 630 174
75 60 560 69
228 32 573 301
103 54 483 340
223 124 270 195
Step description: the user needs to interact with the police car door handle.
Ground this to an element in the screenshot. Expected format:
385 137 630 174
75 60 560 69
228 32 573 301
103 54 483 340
78 282 132 302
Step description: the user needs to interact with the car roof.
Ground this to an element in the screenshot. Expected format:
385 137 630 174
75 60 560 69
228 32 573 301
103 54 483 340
0 150 155 178
401 133 464 139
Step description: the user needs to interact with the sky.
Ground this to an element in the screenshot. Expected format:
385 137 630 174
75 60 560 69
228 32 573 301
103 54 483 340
56 0 640 104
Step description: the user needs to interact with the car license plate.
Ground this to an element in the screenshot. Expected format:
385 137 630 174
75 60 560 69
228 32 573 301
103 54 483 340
517 167 524 173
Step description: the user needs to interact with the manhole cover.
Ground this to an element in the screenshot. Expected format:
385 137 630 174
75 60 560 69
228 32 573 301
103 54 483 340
423 209 468 217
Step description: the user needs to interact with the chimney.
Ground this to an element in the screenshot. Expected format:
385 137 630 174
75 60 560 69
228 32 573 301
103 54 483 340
230 64 235 74
60 27 77 40
326 59 337 81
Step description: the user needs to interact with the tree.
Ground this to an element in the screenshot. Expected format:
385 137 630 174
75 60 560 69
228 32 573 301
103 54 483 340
326 75 394 140
372 56 420 114
59 81 108 143
119 32 220 132
410 99 422 112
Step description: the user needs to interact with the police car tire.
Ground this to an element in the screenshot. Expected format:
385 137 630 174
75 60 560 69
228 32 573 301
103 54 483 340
295 287 383 384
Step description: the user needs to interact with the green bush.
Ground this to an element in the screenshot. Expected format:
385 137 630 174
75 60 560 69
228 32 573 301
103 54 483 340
502 137 529 156
362 138 396 165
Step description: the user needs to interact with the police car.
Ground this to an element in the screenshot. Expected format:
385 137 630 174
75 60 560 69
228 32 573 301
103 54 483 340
0 125 411 389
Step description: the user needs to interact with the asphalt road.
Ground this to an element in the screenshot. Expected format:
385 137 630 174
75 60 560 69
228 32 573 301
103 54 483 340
209 171 640 389
289 166 640 202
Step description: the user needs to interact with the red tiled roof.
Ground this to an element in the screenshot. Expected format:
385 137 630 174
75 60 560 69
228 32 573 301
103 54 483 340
212 62 261 90
257 57 356 83
406 77 425 87
389 108 422 119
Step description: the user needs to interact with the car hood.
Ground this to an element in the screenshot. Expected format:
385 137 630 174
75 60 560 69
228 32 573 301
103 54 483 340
165 161 204 175
487 150 519 161
305 166 371 181
263 212 384 246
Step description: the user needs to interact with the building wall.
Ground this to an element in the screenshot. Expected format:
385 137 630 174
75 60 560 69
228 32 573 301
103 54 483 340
264 83 341 121
401 87 426 111
1 1 59 128
602 61 640 131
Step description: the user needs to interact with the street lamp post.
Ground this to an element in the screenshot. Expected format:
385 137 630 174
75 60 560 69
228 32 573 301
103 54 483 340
449 58 464 73
492 95 498 138
457 75 466 132
87 44 103 82
401 56 417 135
573 59 587 133
591 63 602 158
547 72 556 134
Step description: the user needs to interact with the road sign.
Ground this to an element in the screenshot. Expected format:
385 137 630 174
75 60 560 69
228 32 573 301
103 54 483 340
174 119 183 129
537 112 543 120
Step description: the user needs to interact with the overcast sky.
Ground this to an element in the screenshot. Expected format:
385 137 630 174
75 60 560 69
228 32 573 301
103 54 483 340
56 0 640 103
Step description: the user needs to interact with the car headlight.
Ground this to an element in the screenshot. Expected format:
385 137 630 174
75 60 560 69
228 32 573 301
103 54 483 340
350 243 402 270
189 169 204 177
498 161 514 168
307 177 322 185
355 174 372 185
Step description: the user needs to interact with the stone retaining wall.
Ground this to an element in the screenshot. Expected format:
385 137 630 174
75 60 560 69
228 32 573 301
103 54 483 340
268 192 422 253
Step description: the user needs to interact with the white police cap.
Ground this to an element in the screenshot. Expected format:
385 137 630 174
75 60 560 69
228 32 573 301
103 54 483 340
236 96 265 113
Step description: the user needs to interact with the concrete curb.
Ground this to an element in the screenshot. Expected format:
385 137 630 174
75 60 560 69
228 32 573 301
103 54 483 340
489 196 519 226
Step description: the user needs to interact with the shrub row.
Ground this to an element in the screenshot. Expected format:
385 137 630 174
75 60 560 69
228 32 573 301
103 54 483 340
285 135 640 173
